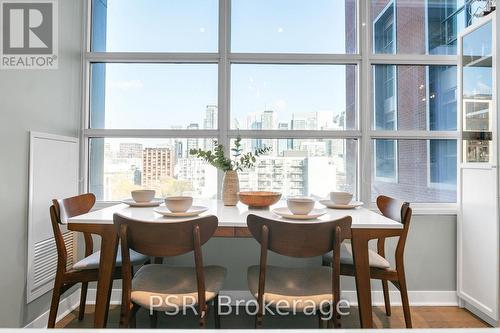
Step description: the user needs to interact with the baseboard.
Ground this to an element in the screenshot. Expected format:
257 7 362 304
24 289 81 328
220 290 458 307
86 288 123 305
464 301 497 327
84 288 458 307
342 290 458 306
24 287 458 328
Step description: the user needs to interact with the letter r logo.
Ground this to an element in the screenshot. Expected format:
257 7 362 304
2 2 53 54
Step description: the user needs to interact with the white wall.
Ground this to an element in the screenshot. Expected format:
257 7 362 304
0 0 83 327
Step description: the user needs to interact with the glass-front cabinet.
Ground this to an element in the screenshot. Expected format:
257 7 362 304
460 18 495 163
457 12 499 326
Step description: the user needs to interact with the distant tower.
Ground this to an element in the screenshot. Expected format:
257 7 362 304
203 105 218 150
187 123 200 153
142 147 174 188
204 105 218 129
261 110 277 151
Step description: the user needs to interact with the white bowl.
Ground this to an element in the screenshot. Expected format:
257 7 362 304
330 192 353 205
286 197 315 215
131 190 155 203
165 196 193 213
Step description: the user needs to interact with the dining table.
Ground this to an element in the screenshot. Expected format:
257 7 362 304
67 199 403 329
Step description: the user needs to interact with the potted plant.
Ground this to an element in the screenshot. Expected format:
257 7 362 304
190 136 271 205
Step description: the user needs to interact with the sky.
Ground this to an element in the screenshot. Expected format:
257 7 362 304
92 0 353 129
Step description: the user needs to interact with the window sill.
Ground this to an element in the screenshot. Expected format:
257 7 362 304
369 203 457 216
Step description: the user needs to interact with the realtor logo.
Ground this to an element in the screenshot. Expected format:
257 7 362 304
1 0 58 69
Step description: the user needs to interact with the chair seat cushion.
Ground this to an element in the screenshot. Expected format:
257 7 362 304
72 249 149 271
247 265 335 311
131 264 227 311
323 242 391 269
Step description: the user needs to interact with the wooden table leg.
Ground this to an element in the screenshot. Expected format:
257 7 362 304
93 229 118 328
351 229 373 328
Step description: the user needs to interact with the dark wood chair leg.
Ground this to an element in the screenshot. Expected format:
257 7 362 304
130 304 140 328
317 311 323 328
382 280 391 316
47 278 63 328
78 282 88 321
398 270 412 328
150 311 158 328
199 308 206 328
331 302 340 328
255 313 263 329
214 295 221 329
119 303 130 328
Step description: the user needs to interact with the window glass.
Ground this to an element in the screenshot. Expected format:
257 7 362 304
372 139 457 202
372 65 457 131
232 0 357 53
231 64 357 130
232 138 358 198
89 138 218 201
91 0 219 52
372 0 473 55
90 64 218 129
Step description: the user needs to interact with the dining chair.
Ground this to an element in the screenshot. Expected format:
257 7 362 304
48 193 150 328
322 195 413 328
114 213 227 329
246 214 352 329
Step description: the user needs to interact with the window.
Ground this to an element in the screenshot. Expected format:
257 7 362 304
89 138 217 201
373 2 395 54
234 138 357 197
91 0 219 52
90 64 218 129
374 139 397 183
85 0 464 207
231 0 357 54
371 65 458 199
372 0 472 55
372 140 457 203
231 64 357 130
372 65 457 131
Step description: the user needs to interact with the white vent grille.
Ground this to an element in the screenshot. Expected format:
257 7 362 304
27 132 79 303
30 232 74 296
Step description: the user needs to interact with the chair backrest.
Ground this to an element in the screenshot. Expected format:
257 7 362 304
52 193 96 224
50 193 96 271
247 214 352 258
113 213 219 257
376 195 412 259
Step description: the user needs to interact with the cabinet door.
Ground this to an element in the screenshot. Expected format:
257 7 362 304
458 167 498 322
461 20 494 164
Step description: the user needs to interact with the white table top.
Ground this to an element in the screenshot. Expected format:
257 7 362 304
67 199 402 230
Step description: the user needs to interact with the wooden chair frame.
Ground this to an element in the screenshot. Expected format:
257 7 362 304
247 214 352 329
114 213 222 329
324 195 413 328
48 193 123 328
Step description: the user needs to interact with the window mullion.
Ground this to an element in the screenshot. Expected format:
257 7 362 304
217 0 230 198
360 0 372 205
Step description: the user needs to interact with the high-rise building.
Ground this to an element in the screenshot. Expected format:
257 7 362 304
118 143 143 159
261 110 277 150
186 123 200 153
261 110 277 129
175 158 217 198
238 154 309 197
142 147 174 188
277 123 292 155
204 105 218 129
203 105 218 151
